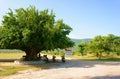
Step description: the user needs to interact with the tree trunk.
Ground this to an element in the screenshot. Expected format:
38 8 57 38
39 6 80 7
99 52 102 59
96 52 99 57
24 48 40 61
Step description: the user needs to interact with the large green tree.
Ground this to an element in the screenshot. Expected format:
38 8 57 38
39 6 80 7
0 6 74 60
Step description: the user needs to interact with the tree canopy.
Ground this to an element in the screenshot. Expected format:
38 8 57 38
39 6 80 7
0 6 74 60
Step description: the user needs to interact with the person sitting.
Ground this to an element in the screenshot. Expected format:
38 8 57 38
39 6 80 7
43 55 49 63
61 55 65 63
52 55 56 62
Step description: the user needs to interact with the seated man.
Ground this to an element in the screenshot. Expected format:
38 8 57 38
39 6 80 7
43 55 49 63
61 56 65 63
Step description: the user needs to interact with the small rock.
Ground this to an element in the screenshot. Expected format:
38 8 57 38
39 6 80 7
14 60 20 64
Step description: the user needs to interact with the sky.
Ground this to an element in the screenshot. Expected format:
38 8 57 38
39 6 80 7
0 0 120 39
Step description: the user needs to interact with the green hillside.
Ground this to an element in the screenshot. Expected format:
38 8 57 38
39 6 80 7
71 38 92 45
71 38 92 51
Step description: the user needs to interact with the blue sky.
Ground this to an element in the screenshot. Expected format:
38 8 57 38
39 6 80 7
0 0 120 39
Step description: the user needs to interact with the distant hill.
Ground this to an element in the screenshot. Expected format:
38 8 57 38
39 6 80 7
71 38 92 45
70 38 92 51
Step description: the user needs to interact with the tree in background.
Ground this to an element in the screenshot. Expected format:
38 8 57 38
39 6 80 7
113 36 120 55
86 34 120 59
77 42 87 56
105 34 120 56
87 35 106 59
0 6 74 60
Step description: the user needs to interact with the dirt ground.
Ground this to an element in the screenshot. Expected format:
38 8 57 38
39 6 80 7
0 59 120 79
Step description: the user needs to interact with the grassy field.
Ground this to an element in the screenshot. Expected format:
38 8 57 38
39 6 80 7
71 55 120 61
0 52 25 59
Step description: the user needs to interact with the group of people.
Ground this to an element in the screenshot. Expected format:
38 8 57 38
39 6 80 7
42 55 65 63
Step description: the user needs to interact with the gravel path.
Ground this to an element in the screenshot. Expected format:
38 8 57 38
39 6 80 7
1 59 120 79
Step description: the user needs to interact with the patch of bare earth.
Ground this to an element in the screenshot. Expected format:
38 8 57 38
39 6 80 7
0 59 120 79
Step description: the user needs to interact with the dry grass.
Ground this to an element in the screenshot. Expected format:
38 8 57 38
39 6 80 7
71 55 120 61
0 52 25 59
